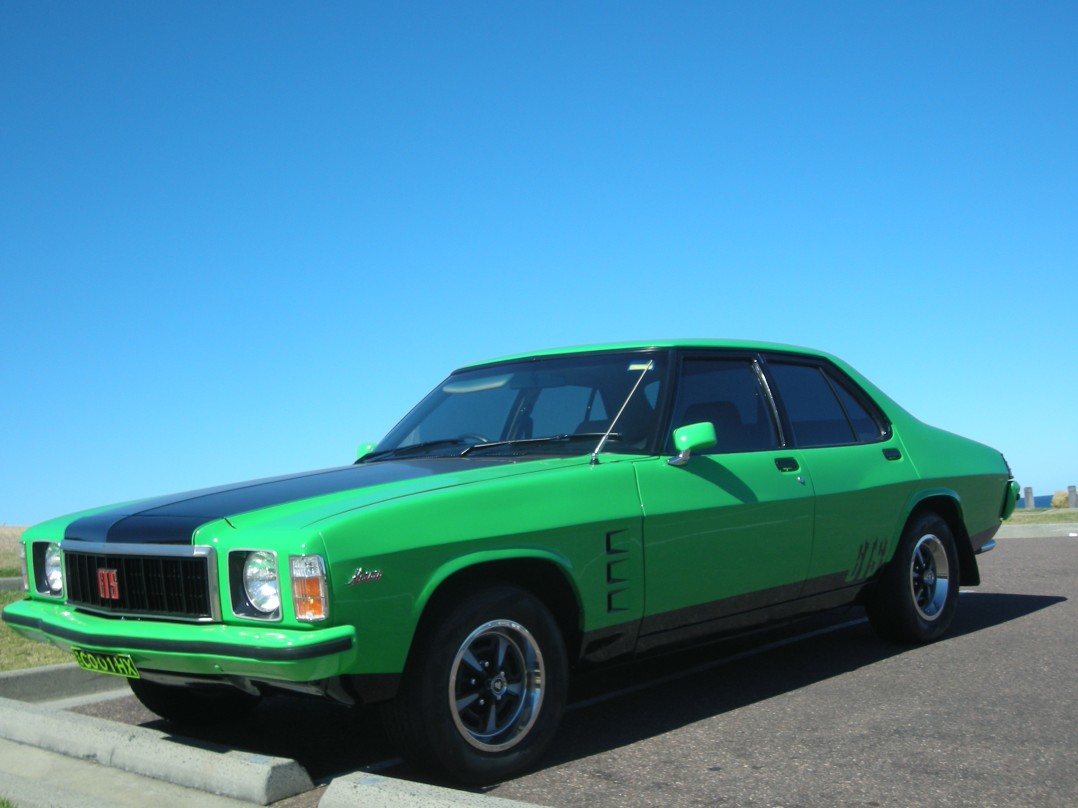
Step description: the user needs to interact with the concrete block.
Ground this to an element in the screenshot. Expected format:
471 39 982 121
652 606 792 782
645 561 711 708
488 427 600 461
0 697 312 804
320 773 544 808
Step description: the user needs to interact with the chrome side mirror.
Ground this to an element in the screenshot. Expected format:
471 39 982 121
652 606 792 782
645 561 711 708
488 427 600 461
668 422 717 466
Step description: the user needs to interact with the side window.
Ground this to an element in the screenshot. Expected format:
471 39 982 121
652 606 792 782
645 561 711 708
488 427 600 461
832 381 884 442
768 362 863 447
669 358 778 453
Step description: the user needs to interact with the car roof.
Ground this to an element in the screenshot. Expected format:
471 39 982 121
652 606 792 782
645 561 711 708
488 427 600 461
461 340 832 370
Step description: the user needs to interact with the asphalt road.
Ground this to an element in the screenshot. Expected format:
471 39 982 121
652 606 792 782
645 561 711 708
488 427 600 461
71 534 1077 807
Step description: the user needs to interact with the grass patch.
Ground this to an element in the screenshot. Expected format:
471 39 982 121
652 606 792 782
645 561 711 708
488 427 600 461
0 526 24 578
1005 508 1078 524
0 591 71 672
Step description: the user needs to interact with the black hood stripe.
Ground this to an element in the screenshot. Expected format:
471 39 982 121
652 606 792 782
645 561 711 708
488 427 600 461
63 459 491 544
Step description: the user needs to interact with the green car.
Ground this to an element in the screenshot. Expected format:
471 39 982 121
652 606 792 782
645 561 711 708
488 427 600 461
3 341 1018 783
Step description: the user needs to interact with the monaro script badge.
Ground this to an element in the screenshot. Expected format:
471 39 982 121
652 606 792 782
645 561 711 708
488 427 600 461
347 567 383 586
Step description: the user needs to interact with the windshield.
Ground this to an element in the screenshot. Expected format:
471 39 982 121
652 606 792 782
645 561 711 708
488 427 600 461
371 351 667 459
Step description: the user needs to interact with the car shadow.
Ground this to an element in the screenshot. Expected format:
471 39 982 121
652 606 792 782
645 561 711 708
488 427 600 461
522 592 1066 776
76 591 1064 785
949 590 1065 639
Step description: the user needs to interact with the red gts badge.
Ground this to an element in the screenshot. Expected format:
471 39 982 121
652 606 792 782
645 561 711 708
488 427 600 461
97 569 120 600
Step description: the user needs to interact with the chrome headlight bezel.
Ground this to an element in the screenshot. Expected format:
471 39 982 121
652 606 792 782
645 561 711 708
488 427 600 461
31 541 64 598
229 549 282 621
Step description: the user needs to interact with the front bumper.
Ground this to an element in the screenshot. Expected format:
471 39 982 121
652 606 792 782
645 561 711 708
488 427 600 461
1 597 357 683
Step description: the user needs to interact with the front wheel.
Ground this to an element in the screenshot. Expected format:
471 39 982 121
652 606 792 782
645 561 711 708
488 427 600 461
381 584 567 784
866 512 960 643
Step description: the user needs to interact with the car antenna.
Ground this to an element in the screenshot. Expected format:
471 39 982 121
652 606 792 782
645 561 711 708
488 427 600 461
591 360 653 465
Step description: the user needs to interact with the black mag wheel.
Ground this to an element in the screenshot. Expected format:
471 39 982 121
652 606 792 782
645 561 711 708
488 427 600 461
450 618 545 752
381 584 567 785
867 512 960 644
128 677 261 725
910 532 951 622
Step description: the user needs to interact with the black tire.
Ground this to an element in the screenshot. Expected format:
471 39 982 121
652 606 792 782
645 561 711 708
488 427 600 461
381 584 567 785
128 677 261 725
867 512 960 643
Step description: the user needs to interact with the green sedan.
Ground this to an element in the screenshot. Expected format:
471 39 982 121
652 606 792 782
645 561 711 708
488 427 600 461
2 340 1018 783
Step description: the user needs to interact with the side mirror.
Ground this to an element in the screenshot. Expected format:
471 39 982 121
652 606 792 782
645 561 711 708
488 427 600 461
357 442 377 461
668 422 717 466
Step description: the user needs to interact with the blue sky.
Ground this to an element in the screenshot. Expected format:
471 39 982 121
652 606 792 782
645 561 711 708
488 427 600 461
2 2 1075 525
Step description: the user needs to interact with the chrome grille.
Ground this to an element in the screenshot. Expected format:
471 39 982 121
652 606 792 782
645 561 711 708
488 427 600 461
61 542 219 622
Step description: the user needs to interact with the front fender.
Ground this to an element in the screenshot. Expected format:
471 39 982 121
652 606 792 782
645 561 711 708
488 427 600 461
414 546 578 623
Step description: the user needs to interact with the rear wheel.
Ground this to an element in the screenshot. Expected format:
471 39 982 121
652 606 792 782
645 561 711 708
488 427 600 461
381 584 567 784
128 677 261 725
867 512 960 643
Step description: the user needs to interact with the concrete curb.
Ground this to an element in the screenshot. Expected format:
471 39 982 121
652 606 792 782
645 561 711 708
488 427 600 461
0 664 546 808
0 696 313 804
321 774 539 808
0 577 22 591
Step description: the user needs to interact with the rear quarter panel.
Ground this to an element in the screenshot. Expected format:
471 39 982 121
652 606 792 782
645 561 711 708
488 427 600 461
828 354 1010 548
896 417 1010 548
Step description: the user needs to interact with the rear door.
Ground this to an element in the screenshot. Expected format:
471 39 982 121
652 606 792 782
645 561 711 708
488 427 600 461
763 357 918 596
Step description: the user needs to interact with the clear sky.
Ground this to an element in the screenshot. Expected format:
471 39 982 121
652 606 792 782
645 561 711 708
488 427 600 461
2 2 1075 525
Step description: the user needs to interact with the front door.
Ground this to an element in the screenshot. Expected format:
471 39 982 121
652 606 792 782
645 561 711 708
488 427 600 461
634 355 815 649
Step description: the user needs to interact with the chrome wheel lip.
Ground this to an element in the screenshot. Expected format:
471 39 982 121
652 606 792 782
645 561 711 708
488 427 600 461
909 533 950 621
449 619 545 752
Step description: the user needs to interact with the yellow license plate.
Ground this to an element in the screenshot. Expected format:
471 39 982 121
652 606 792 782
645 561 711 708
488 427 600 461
71 648 140 679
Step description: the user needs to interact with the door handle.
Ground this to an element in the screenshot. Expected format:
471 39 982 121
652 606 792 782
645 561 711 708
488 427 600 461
883 448 902 461
775 457 800 473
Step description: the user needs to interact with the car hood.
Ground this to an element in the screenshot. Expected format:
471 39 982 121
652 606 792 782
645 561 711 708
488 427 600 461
61 457 583 545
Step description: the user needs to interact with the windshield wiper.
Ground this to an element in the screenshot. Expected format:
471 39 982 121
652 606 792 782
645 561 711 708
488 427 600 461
359 438 470 462
461 433 620 457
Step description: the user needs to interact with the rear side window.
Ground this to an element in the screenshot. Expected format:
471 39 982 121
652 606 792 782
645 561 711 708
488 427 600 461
833 382 884 442
767 361 885 447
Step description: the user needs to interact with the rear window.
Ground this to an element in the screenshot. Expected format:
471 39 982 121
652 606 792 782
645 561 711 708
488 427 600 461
767 361 886 447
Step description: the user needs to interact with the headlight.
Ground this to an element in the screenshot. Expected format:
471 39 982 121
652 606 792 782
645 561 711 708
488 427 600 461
44 544 63 593
242 551 280 615
32 542 64 597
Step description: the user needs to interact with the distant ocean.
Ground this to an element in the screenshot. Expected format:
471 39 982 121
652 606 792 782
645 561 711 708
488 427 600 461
1016 494 1054 508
